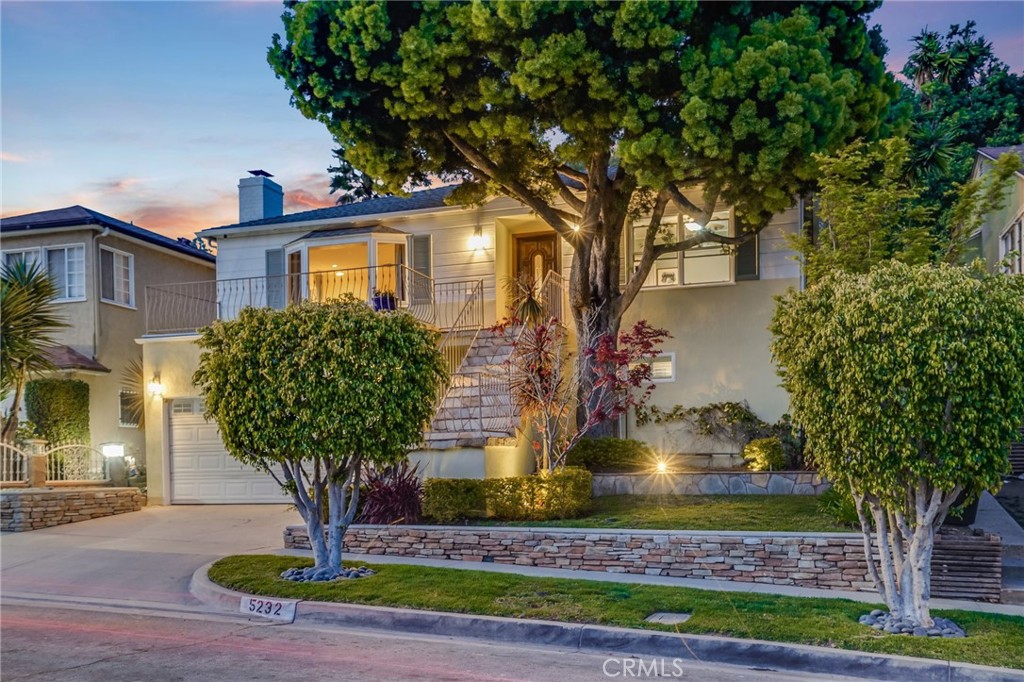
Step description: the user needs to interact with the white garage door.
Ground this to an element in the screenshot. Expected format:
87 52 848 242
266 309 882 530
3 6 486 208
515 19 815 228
168 398 288 504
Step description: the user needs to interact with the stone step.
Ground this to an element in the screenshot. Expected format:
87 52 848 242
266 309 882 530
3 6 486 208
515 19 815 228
1004 556 1024 581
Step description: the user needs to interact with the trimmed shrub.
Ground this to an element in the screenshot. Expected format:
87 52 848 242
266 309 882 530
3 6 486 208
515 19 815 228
422 468 593 522
565 438 653 473
422 478 487 523
25 378 90 445
540 467 592 519
743 437 786 471
486 468 592 521
357 460 423 525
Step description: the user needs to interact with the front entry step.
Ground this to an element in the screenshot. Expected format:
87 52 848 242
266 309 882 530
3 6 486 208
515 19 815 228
426 327 521 447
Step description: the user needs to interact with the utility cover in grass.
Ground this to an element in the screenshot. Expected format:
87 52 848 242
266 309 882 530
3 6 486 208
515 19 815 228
645 612 692 625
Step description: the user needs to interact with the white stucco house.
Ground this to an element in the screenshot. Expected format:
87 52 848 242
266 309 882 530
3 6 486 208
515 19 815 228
137 169 807 505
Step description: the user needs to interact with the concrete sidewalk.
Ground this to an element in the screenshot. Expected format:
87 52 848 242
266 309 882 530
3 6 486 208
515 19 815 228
278 547 1024 617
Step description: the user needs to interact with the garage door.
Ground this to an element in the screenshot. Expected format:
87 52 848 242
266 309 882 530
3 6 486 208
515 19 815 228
168 398 288 504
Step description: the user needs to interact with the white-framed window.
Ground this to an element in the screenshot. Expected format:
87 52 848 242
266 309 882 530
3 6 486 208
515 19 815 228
631 209 732 289
631 352 676 383
1000 216 1023 275
119 389 140 428
2 248 41 269
100 246 134 307
44 244 86 301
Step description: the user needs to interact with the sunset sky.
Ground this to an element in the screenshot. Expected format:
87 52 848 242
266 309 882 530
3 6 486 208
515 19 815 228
2 0 1022 240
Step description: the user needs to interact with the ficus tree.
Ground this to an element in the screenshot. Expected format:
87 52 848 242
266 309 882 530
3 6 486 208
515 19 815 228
771 262 1024 627
1 260 67 443
268 0 898 433
194 300 446 579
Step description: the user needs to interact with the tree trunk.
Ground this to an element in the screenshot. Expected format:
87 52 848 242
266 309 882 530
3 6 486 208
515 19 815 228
304 502 330 570
326 480 345 573
1 368 26 443
570 224 625 437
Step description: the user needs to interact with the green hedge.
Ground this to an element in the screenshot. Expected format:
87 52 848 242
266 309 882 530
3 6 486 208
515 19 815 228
564 438 653 473
422 478 488 523
25 378 90 445
423 468 593 523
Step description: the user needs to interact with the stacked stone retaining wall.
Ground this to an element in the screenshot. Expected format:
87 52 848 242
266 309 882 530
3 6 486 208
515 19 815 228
592 471 829 497
1 487 145 532
285 524 874 592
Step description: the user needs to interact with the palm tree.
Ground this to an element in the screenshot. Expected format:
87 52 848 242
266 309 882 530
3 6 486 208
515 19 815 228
1 260 68 442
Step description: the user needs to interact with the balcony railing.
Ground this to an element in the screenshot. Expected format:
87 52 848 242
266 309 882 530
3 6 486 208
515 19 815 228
144 265 475 335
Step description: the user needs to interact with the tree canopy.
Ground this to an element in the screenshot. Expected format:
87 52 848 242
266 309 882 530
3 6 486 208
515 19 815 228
269 1 897 325
900 22 1024 216
194 300 446 577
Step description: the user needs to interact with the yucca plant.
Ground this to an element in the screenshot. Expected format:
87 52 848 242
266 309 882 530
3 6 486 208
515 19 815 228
1 260 68 442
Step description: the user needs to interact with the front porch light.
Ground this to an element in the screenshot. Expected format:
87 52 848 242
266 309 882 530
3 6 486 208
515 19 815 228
468 226 487 250
147 373 166 398
101 442 125 458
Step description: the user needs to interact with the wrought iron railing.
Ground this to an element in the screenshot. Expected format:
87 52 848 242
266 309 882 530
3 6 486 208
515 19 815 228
145 265 437 335
539 270 567 325
0 443 29 484
436 279 485 388
45 444 108 483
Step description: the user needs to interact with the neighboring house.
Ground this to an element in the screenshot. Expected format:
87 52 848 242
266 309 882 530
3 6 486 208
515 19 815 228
0 206 215 460
969 145 1024 475
139 171 805 505
968 145 1024 275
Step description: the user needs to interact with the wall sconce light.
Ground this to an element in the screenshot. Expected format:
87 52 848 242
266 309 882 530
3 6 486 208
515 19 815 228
683 215 705 232
101 442 125 459
571 223 580 232
468 225 487 251
655 460 668 474
147 373 166 398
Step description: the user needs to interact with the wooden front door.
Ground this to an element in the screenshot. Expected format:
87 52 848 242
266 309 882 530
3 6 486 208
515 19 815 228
513 233 559 295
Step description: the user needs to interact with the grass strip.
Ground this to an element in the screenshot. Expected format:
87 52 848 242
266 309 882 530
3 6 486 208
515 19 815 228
210 554 1024 669
463 495 851 532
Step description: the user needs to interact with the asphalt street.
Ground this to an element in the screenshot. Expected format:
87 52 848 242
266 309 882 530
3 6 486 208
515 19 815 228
0 601 875 682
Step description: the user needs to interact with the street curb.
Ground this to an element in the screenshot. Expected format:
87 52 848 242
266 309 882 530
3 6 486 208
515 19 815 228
191 563 1021 682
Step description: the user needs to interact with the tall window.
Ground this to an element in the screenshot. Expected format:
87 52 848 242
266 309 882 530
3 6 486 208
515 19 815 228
100 247 134 306
631 209 732 288
1001 217 1023 275
44 245 86 301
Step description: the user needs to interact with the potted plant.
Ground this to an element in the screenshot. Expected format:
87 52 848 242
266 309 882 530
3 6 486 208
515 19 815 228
371 288 397 311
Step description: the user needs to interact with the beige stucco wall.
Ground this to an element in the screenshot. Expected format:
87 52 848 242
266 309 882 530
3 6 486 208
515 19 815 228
1 229 98 353
138 334 204 505
622 277 797 454
981 168 1023 271
2 228 213 460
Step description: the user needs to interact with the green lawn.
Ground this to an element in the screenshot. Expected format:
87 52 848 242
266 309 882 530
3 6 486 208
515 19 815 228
211 555 1024 670
469 494 851 532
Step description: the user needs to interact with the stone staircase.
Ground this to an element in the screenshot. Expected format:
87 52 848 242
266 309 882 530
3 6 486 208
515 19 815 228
423 326 521 449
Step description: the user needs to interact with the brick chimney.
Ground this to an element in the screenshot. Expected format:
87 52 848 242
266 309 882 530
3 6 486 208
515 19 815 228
238 170 283 223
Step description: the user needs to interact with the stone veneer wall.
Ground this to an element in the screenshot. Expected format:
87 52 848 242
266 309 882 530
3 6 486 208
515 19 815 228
592 471 829 497
1 487 145 532
285 525 873 592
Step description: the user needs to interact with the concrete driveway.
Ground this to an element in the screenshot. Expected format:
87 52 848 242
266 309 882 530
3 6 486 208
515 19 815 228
0 505 302 607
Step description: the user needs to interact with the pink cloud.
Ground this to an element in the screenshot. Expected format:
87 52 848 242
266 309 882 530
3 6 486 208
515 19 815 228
1 152 27 163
